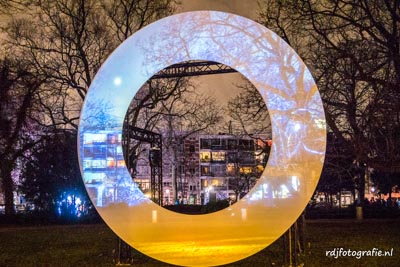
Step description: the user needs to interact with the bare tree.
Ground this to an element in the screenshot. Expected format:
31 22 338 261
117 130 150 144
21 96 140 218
159 89 222 203
127 77 223 203
0 58 44 215
226 77 272 151
4 0 112 129
0 0 179 212
101 0 178 42
3 0 178 129
258 0 400 204
227 79 271 135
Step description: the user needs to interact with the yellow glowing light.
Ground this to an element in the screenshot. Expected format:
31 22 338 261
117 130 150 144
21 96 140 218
78 11 326 267
240 167 253 174
200 151 211 162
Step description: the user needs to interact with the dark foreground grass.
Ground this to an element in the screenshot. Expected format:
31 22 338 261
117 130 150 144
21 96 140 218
0 219 399 267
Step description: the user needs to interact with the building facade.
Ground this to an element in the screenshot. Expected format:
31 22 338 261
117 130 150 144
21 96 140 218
80 130 269 207
134 133 268 205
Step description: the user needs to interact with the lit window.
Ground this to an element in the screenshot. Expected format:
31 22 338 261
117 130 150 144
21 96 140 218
201 166 210 176
92 159 106 168
200 152 211 162
83 160 91 169
107 158 116 167
211 152 225 162
117 160 125 167
84 133 107 143
256 165 264 172
240 167 252 174
226 163 235 175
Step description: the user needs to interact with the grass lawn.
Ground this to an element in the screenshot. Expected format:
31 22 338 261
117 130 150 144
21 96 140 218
0 219 399 267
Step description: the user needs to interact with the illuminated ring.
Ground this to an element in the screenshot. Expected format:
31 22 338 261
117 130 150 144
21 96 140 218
78 11 326 267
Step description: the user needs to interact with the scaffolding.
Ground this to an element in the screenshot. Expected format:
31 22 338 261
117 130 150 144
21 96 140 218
123 125 163 206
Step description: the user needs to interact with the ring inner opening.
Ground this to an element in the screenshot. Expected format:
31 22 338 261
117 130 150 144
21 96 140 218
122 60 272 214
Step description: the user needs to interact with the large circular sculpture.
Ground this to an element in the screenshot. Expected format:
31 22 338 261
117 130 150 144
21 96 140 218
78 11 326 266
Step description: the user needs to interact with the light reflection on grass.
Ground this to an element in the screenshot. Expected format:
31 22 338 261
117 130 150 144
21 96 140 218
0 219 399 266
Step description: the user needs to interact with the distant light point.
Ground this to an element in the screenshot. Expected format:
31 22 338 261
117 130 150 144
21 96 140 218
114 77 122 86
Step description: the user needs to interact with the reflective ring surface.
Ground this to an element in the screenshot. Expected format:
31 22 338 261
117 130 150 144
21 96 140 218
78 11 326 267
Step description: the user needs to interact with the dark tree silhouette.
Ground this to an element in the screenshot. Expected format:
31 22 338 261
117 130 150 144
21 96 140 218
19 130 86 217
4 0 178 129
126 75 223 204
318 133 355 205
0 58 44 215
101 0 178 42
258 0 400 204
226 78 272 162
0 0 179 213
371 170 400 203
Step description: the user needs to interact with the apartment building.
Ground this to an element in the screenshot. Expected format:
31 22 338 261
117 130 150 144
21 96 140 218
81 130 268 206
134 133 268 205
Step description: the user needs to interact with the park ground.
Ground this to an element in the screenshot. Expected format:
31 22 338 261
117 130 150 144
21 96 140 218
0 218 399 267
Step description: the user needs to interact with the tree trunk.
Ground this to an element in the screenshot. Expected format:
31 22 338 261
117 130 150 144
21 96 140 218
172 163 178 204
359 169 365 206
388 173 393 206
1 160 15 215
389 172 393 206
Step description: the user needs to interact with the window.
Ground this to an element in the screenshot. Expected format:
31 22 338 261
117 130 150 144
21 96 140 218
227 139 237 150
189 185 197 191
107 134 117 144
240 166 253 174
91 159 106 169
201 179 208 189
84 133 107 144
136 180 150 190
200 152 211 162
239 152 255 164
211 165 226 176
83 160 91 170
227 152 237 163
93 145 106 156
210 138 227 149
211 179 220 186
117 160 125 167
163 182 172 187
107 158 116 167
226 163 235 175
201 166 210 176
84 147 94 157
211 138 221 147
238 139 254 150
211 151 225 162
200 139 211 149
188 168 196 175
